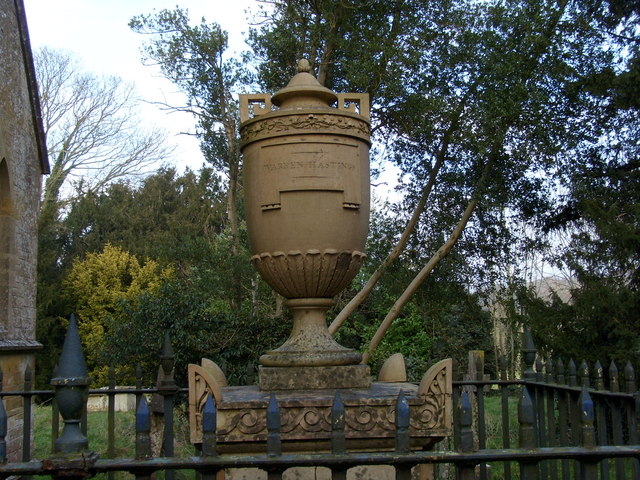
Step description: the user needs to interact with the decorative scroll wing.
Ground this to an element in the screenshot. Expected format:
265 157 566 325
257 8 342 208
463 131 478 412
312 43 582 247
416 358 453 433
188 363 223 444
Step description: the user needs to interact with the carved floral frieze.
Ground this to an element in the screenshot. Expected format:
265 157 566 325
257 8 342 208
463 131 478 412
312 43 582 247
241 113 370 146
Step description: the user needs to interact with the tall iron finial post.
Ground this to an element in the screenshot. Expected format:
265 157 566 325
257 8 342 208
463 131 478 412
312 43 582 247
50 315 92 455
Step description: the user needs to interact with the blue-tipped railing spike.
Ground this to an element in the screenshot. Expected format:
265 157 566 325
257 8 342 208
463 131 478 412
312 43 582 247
51 314 92 455
0 396 6 464
202 394 218 457
267 393 281 457
458 390 474 453
579 387 596 448
395 390 410 454
331 391 346 454
135 395 151 460
136 395 151 433
580 387 594 424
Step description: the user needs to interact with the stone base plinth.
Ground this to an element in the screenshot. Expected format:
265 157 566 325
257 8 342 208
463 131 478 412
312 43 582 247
209 382 450 453
189 359 453 480
258 364 371 390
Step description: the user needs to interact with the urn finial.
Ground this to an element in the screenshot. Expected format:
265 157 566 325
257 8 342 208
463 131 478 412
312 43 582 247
297 59 311 73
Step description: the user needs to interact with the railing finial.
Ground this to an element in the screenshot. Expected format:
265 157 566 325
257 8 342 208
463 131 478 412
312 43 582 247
50 314 92 455
522 327 537 381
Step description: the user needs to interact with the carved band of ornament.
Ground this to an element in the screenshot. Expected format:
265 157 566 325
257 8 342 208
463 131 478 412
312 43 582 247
217 399 448 441
240 114 371 146
251 249 366 298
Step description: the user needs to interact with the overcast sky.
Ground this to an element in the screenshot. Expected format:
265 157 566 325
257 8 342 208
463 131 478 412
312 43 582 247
23 0 259 173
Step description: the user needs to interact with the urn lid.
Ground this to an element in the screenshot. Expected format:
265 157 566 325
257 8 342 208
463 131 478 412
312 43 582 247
271 59 338 108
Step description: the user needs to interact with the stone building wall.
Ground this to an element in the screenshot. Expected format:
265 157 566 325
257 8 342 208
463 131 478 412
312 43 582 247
0 0 49 462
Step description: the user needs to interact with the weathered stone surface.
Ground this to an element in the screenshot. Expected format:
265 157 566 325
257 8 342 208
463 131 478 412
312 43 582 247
378 353 408 382
0 352 35 461
258 364 371 390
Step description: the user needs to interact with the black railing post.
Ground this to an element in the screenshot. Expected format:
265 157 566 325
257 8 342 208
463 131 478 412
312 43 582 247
545 358 557 480
22 365 32 465
535 357 547 480
631 392 640 478
592 361 609 478
266 393 283 480
135 364 143 412
200 394 218 480
608 361 625 479
45 315 98 480
519 385 537 480
134 395 152 480
107 366 115 480
331 391 347 480
578 387 597 480
135 396 152 460
556 358 571 480
498 355 512 480
266 393 281 457
395 390 412 480
51 364 60 453
332 391 346 455
457 390 478 480
158 332 178 480
50 315 92 455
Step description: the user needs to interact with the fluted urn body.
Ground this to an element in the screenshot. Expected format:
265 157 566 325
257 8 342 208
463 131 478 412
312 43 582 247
240 61 370 368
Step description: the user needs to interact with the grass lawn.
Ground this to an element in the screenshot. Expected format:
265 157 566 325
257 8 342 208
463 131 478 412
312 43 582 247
32 403 196 480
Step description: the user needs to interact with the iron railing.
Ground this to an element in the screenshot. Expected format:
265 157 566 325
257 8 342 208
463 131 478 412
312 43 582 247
1 321 639 480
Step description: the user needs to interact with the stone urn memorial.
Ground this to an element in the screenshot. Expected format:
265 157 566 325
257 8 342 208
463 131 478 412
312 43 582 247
240 59 371 390
188 61 452 479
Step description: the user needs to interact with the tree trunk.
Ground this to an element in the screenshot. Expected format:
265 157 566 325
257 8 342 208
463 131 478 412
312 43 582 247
362 144 498 363
329 80 481 335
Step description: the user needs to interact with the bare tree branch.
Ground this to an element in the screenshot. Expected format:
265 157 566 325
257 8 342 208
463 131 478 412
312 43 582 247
34 47 174 220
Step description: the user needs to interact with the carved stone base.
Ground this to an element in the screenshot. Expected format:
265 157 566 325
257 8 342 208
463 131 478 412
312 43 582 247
189 358 453 450
259 364 371 390
215 380 450 453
